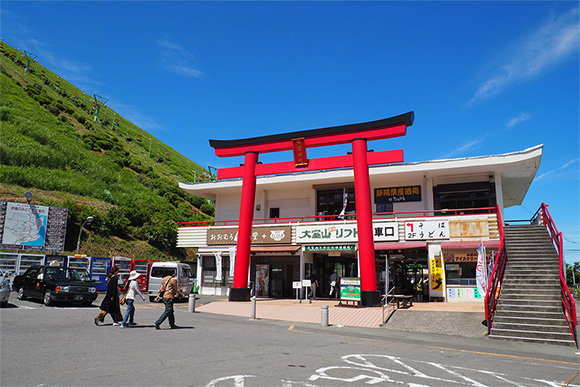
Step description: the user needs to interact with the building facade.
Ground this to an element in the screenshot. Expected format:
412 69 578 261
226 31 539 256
177 113 542 305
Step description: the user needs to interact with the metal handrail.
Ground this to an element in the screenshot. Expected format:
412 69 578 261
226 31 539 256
484 204 506 332
540 203 577 345
382 286 396 325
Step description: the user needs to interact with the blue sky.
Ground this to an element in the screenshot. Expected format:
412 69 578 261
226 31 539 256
3 1 579 263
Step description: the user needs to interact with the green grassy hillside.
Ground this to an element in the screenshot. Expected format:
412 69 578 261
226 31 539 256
0 41 212 261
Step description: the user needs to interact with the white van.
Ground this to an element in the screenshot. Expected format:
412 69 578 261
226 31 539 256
147 262 195 302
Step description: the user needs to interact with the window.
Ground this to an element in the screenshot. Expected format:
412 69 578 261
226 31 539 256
434 182 496 213
269 207 280 218
317 189 355 216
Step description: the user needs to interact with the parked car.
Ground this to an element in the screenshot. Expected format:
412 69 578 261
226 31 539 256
147 262 194 302
13 265 98 306
0 269 10 307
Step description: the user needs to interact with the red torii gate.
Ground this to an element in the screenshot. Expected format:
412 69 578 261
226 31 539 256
209 111 414 305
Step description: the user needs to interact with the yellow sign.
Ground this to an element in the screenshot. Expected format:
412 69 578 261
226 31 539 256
430 257 444 291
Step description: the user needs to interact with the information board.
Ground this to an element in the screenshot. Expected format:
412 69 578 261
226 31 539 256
0 201 68 252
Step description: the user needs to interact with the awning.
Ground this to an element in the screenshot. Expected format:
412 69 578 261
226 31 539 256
374 242 427 250
251 246 301 253
441 240 501 249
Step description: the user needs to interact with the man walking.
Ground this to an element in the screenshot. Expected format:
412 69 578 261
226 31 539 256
308 270 319 300
154 269 185 329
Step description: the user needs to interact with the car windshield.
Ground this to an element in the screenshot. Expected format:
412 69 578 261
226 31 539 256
45 267 91 281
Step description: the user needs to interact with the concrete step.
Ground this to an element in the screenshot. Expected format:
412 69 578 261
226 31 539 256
490 327 574 342
494 309 563 319
493 315 569 327
489 333 576 347
498 293 561 301
496 303 561 313
492 321 572 333
499 298 561 307
502 278 561 286
501 285 560 292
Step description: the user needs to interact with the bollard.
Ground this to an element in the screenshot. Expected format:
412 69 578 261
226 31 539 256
251 296 256 319
321 304 329 327
188 294 196 313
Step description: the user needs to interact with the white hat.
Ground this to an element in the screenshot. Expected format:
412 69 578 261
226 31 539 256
128 270 140 281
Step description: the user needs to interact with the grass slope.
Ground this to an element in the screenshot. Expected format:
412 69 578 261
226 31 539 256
0 41 213 261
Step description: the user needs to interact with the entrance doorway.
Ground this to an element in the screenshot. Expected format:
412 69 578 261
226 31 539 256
310 253 357 298
376 249 429 301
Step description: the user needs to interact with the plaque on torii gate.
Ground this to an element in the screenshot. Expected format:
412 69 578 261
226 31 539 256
209 112 414 305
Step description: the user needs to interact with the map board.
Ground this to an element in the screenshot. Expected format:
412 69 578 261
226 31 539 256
0 201 68 252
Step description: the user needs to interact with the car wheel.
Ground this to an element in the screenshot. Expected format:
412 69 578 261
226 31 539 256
43 290 53 306
17 287 26 300
0 301 7 308
83 301 93 307
149 296 156 302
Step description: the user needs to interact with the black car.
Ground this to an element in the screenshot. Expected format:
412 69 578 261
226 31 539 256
13 265 98 306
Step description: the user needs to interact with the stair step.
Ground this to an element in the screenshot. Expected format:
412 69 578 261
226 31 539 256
497 304 561 312
490 328 574 341
493 315 569 327
492 322 572 333
499 298 561 306
498 293 561 300
489 334 576 347
494 310 564 318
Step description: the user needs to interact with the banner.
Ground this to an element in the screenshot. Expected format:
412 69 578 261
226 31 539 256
475 242 487 296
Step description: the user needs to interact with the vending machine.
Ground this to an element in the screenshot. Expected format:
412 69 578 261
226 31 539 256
131 259 151 292
90 257 111 291
45 254 68 267
112 256 132 289
0 253 19 275
17 254 45 274
68 255 90 271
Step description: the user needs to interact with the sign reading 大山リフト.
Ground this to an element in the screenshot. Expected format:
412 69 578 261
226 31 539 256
0 201 68 252
296 221 398 243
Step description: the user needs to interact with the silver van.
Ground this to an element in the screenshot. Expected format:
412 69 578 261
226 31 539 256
147 262 194 302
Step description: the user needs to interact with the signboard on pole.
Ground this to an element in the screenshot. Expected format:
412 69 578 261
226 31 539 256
0 201 68 252
340 277 362 301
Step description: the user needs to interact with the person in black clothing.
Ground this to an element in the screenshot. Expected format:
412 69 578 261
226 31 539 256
308 270 319 300
329 270 340 299
94 266 123 326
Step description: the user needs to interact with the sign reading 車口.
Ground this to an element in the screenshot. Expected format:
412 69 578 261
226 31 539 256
0 201 68 252
207 226 291 245
296 221 398 243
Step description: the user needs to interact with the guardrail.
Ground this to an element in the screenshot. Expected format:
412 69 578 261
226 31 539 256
540 203 577 346
484 204 506 332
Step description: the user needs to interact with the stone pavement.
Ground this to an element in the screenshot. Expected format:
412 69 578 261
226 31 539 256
196 297 489 338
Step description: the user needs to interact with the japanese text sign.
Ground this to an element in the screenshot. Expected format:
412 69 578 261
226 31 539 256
207 226 291 245
405 220 449 240
296 221 398 244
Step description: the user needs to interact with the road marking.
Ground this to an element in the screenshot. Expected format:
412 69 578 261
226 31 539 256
206 375 254 387
563 371 580 386
288 325 294 331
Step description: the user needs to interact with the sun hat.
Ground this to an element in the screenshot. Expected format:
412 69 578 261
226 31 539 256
128 270 141 281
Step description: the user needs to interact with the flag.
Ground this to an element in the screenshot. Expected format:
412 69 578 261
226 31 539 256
476 242 487 296
338 189 348 219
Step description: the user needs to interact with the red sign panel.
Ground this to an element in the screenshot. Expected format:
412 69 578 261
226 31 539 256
292 137 308 167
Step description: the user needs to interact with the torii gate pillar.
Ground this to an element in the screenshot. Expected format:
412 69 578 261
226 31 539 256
352 138 380 306
229 151 258 301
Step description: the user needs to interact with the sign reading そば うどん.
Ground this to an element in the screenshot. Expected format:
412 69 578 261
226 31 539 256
0 201 68 252
207 226 292 245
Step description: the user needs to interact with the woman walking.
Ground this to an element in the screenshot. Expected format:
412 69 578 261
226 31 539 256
94 265 123 326
120 270 146 328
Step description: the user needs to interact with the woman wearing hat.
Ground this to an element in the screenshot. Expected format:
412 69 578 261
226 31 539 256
120 270 146 328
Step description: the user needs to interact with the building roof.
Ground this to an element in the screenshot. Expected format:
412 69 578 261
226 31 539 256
179 144 542 208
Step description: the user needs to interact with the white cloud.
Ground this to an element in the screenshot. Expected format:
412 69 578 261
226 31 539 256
109 100 166 132
535 157 579 180
470 7 579 104
442 138 485 158
156 38 203 78
506 112 531 128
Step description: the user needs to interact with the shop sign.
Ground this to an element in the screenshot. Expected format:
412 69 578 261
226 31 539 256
405 221 449 240
296 221 398 244
292 137 308 167
430 257 444 291
444 251 495 262
207 226 291 245
304 245 355 251
375 185 421 204
447 287 482 300
340 277 361 301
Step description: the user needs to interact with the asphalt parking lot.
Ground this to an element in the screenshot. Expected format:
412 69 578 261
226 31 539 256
1 293 579 387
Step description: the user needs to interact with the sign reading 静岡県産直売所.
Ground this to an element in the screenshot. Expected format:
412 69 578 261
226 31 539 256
0 201 68 252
